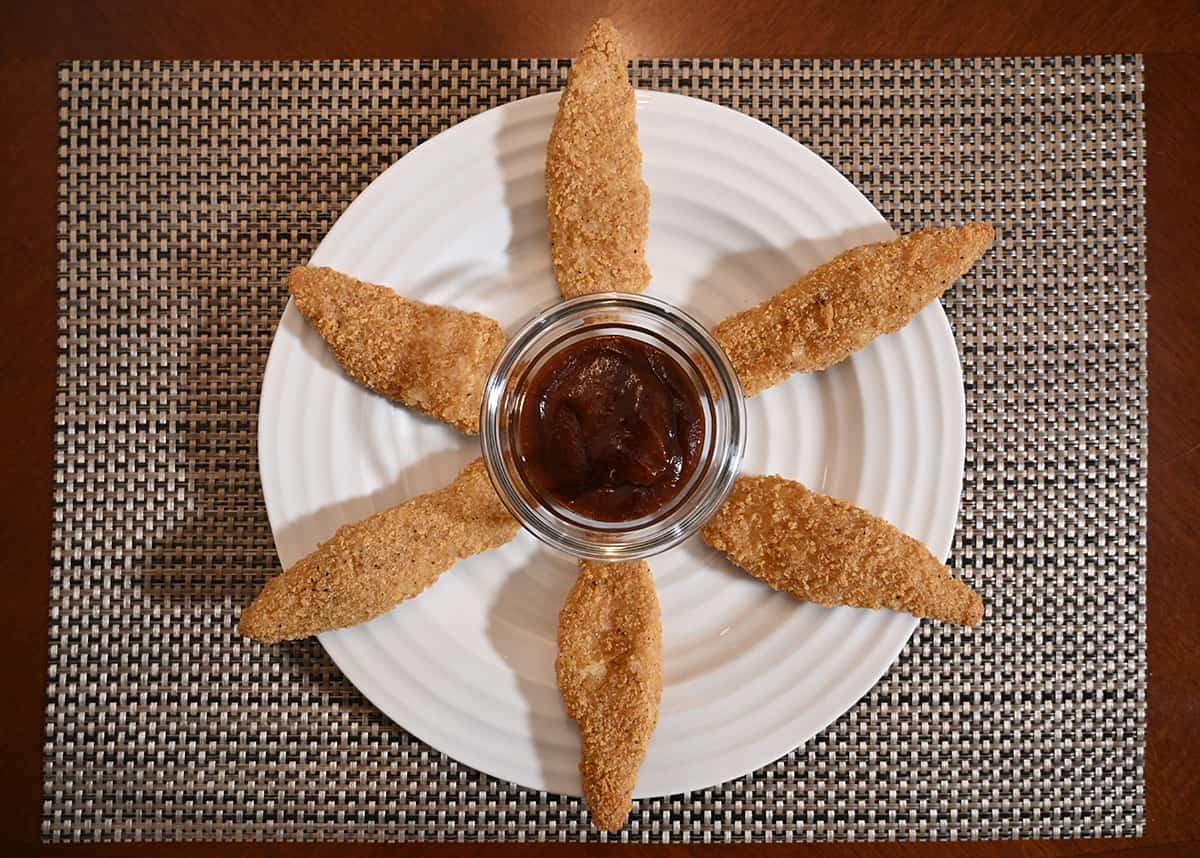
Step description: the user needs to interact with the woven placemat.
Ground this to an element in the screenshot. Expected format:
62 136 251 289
47 56 1146 843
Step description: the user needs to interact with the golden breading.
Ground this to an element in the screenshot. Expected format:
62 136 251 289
288 266 507 434
713 223 995 396
239 459 518 643
700 475 984 626
556 559 663 830
546 18 651 298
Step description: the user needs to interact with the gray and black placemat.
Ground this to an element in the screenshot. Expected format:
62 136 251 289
47 57 1146 842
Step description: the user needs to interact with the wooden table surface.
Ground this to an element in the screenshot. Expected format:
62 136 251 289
1 1 1196 855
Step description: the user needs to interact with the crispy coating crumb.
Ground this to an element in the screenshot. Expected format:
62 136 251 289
556 559 662 830
288 266 507 434
714 223 995 396
239 459 518 643
701 475 984 626
546 18 651 298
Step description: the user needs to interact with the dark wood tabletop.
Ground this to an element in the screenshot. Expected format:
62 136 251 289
2 1 1197 855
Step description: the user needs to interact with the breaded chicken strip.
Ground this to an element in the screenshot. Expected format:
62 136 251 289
557 559 662 830
546 18 651 298
288 266 506 434
714 223 995 396
701 475 984 626
240 459 518 643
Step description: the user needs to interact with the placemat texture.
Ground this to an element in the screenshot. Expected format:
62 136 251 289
47 57 1146 843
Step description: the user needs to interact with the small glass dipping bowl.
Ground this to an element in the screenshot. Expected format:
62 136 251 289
480 292 746 561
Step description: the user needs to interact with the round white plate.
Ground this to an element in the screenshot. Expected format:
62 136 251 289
258 90 965 798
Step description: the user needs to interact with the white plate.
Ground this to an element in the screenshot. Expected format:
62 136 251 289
258 90 965 798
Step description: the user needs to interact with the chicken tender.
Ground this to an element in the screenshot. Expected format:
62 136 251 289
556 559 662 830
701 475 984 626
714 223 995 396
288 266 506 434
546 18 651 298
239 459 518 643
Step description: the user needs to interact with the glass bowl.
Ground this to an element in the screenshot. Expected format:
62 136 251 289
480 291 746 561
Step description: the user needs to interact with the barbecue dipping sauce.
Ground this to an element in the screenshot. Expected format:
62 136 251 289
517 335 705 522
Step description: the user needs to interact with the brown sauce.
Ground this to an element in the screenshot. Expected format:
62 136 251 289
517 335 705 522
